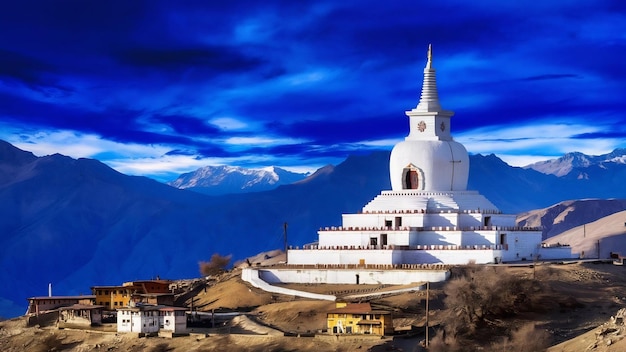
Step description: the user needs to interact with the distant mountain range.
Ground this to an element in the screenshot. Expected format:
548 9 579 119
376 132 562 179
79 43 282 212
1 140 626 319
468 150 626 213
525 149 626 177
167 165 308 196
168 149 626 212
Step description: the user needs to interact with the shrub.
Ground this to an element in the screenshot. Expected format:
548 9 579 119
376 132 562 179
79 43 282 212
199 253 232 276
428 329 461 352
489 323 550 352
149 343 173 352
442 265 544 337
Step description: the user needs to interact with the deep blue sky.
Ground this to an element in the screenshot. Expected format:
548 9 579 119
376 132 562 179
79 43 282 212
1 1 625 181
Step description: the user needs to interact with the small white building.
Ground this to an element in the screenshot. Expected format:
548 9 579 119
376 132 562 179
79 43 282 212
287 45 574 269
117 305 187 334
159 306 188 333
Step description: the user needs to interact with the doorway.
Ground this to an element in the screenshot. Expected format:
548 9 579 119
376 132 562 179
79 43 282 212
404 169 419 189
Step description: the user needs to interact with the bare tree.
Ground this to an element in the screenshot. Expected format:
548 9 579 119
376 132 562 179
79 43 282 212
442 265 544 337
199 253 232 277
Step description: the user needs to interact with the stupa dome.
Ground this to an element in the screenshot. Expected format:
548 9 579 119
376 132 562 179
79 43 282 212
389 45 469 191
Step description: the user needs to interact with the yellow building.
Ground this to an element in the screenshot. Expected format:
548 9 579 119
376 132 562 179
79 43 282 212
327 302 394 335
91 286 134 310
91 280 172 310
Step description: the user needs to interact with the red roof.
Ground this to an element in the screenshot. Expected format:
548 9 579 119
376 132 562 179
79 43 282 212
27 295 95 301
59 304 105 311
357 320 382 325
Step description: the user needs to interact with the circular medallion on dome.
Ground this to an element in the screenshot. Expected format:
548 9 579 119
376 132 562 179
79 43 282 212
418 121 426 132
440 122 446 131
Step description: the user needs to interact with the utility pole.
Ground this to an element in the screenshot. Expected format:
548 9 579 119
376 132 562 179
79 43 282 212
425 281 430 348
284 222 288 264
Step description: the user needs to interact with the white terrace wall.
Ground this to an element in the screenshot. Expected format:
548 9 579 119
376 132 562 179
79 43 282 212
502 231 543 262
288 248 504 265
241 268 336 300
244 267 450 286
288 249 394 265
399 249 502 265
538 247 577 260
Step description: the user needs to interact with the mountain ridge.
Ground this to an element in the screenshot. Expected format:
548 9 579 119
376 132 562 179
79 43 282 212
2 141 626 319
525 148 626 177
167 165 308 196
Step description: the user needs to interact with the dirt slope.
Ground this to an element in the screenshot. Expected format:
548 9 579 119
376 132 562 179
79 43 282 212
2 262 626 351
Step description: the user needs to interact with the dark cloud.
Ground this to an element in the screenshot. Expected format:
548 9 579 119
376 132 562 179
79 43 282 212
116 46 265 73
150 114 221 136
164 149 196 157
519 74 580 82
243 142 352 161
0 92 189 145
572 131 626 140
195 145 236 159
0 50 55 85
0 0 624 175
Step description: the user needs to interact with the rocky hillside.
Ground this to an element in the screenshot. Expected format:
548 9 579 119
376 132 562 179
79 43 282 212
517 199 626 239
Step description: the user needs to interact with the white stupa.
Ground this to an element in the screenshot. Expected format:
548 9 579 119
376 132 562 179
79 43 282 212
287 46 573 267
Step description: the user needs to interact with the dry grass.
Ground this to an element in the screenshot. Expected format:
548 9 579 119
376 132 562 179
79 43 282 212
3 262 626 351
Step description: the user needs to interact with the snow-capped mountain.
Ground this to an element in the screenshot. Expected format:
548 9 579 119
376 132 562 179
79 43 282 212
167 165 308 195
525 148 626 177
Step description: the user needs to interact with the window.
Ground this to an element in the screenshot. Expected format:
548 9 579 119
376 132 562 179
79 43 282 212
370 237 378 246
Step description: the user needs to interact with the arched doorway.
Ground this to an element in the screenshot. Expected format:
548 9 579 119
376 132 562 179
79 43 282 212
402 165 421 189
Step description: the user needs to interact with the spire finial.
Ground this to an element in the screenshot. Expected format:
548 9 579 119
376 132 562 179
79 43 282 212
415 44 441 112
427 44 432 68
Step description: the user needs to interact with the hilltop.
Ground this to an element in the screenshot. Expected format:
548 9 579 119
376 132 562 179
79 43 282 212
3 259 626 351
